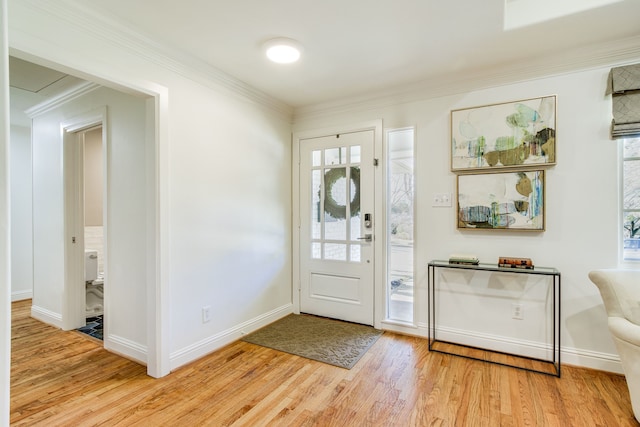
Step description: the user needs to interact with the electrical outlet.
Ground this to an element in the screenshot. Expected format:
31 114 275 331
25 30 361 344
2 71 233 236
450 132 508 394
512 303 523 320
432 192 452 207
202 306 211 323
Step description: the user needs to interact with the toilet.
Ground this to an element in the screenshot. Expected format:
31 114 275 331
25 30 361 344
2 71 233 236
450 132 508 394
84 249 104 317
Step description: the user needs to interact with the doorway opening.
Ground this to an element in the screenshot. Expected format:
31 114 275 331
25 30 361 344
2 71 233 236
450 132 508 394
7 53 167 377
78 126 105 340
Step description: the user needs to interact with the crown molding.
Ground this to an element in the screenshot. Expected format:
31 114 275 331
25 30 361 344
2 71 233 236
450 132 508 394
15 0 293 121
293 34 640 123
25 81 100 118
13 0 639 125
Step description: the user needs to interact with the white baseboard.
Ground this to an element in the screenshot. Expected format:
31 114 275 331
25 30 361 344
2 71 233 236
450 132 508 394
105 334 148 366
436 326 555 360
561 346 623 374
31 305 63 329
434 326 623 374
29 302 148 367
11 290 33 302
169 304 293 371
381 320 428 338
165 307 625 375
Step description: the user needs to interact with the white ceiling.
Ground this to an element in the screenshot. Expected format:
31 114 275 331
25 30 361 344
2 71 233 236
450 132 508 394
82 0 640 108
8 0 640 117
9 56 87 127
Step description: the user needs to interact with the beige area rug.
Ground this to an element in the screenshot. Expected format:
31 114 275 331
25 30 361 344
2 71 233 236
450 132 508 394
241 314 383 369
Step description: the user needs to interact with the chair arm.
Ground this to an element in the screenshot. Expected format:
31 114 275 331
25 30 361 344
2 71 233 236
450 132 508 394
609 316 640 348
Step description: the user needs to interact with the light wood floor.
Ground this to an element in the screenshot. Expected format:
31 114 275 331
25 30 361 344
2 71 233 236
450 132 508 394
10 300 639 426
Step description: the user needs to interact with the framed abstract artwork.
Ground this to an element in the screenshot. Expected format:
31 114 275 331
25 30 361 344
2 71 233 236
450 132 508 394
457 170 545 231
451 96 556 172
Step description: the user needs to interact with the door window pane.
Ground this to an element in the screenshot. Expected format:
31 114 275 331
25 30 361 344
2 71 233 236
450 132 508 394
325 147 347 165
350 145 361 164
311 170 321 239
312 242 321 259
324 167 347 240
312 149 322 167
350 244 361 262
350 166 361 241
324 243 347 261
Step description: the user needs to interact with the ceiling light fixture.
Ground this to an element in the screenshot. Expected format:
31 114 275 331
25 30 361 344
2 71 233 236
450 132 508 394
264 38 302 64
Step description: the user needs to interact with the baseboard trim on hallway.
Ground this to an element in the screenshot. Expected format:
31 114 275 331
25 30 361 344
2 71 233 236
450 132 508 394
105 333 148 366
169 303 293 371
31 304 63 329
11 290 33 302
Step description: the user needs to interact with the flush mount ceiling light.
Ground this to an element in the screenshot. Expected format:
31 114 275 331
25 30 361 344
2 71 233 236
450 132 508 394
264 38 303 64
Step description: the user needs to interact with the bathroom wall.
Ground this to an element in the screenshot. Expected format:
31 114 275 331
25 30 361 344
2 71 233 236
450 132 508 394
84 127 104 274
85 226 104 274
10 124 32 300
84 127 103 227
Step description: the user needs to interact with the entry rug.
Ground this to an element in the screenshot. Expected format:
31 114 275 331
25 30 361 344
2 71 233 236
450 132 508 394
242 314 383 369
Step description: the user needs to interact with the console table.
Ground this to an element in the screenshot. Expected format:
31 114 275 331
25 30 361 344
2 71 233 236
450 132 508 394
428 260 561 377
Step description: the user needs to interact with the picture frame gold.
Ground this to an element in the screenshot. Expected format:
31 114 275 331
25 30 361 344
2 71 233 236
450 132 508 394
457 170 545 231
451 96 556 172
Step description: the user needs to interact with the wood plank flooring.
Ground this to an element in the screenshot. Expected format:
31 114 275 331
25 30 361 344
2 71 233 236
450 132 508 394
10 299 639 426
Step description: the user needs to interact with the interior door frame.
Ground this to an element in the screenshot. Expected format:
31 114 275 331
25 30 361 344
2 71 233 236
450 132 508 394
292 120 384 329
62 108 107 332
8 47 170 379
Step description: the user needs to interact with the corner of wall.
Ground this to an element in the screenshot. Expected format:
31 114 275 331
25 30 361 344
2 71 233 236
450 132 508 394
169 303 293 371
30 304 63 329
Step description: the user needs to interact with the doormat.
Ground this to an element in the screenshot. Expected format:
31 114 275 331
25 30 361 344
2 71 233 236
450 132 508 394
242 314 383 369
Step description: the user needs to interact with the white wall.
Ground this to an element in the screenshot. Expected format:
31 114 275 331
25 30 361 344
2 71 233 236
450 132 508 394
1 0 10 422
294 65 631 372
8 0 293 375
30 106 64 324
167 77 292 366
10 124 32 301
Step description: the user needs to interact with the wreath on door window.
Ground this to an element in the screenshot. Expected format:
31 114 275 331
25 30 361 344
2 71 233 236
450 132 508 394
323 167 361 219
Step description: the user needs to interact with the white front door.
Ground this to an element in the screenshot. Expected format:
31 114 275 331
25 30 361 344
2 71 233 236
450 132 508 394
299 130 375 325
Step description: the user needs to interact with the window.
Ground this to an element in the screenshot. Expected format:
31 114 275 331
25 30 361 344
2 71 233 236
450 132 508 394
386 128 414 322
623 138 640 261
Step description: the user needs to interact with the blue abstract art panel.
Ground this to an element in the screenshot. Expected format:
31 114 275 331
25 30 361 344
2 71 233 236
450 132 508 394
457 170 544 231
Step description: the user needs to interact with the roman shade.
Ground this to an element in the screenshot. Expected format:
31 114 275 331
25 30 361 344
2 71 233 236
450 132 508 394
607 63 640 139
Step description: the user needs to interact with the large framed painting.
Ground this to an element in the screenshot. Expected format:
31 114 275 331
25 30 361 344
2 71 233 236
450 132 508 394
451 96 556 172
457 170 545 231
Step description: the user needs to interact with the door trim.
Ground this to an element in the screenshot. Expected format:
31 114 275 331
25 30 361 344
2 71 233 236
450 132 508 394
62 108 107 332
292 120 384 328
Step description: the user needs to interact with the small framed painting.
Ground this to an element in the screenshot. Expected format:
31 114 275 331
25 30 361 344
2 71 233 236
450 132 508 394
451 96 556 172
457 170 545 231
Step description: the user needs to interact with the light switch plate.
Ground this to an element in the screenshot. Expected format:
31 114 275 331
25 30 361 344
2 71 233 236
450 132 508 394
432 192 452 207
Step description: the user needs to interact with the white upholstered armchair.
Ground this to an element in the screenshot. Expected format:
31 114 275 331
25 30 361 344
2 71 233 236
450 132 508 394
589 269 640 421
